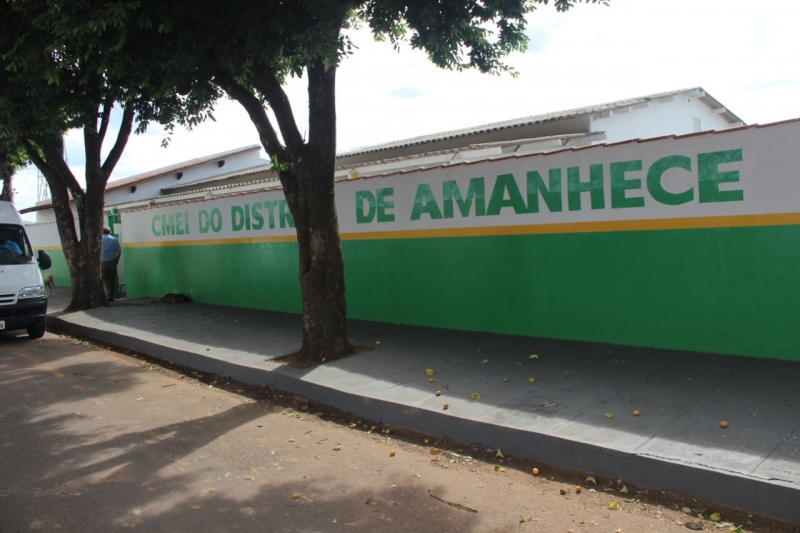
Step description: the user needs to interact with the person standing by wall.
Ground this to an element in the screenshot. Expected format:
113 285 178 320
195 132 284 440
101 226 121 301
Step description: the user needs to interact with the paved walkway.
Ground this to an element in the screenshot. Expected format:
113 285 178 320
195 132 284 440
41 290 800 523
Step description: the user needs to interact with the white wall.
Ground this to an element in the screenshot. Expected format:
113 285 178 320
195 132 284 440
591 94 733 143
103 148 266 205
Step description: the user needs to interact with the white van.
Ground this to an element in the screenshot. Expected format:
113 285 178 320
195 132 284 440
0 201 52 338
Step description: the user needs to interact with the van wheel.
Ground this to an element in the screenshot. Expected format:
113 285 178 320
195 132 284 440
27 323 46 339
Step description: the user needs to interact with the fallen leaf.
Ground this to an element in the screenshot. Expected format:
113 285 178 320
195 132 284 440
430 448 441 455
519 515 532 523
503 378 508 382
710 513 721 522
542 402 557 408
529 354 539 359
620 485 628 494
244 476 254 481
291 493 313 502
375 341 381 345
425 369 434 376
527 377 536 383
333 445 342 451
585 476 597 485
135 397 144 401
480 359 488 364
608 501 620 510
471 392 481 400
495 449 504 459
604 413 615 419
495 466 506 473
730 528 744 533
288 439 296 442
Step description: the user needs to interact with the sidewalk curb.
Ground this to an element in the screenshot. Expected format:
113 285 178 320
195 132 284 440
47 313 800 523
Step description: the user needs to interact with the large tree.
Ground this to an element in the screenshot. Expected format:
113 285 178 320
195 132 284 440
0 0 217 311
143 0 604 364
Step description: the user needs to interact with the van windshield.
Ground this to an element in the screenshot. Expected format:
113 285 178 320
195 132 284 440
0 224 34 265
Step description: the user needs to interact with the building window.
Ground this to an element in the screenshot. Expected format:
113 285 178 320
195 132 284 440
693 118 702 132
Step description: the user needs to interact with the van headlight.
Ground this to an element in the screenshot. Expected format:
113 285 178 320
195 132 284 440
19 285 46 299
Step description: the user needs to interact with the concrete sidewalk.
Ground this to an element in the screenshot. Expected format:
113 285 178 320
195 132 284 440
42 290 800 523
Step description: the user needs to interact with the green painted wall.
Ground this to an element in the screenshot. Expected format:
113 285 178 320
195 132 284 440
125 242 301 312
126 224 800 361
42 249 71 288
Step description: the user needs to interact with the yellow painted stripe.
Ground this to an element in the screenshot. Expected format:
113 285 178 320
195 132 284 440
343 212 800 241
35 245 64 251
124 235 297 248
122 212 800 247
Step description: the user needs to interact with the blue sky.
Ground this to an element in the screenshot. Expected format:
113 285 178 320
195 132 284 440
14 0 800 216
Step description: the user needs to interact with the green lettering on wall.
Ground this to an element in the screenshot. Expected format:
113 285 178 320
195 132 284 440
443 178 486 218
251 203 265 230
263 201 277 229
487 174 527 216
568 165 605 211
376 188 395 223
356 190 376 224
610 160 645 209
175 212 186 235
199 210 209 234
526 169 562 213
647 155 694 205
210 208 222 233
410 183 443 220
279 200 295 228
698 149 744 203
161 213 176 235
151 215 161 236
231 205 245 231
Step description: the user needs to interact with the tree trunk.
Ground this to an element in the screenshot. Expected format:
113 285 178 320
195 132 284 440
43 167 107 312
0 154 13 203
282 152 351 364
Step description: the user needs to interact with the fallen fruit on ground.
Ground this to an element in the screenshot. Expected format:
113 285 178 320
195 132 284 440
349 423 357 429
503 377 508 382
633 410 641 416
425 369 434 376
389 450 396 457
527 377 536 383
443 403 449 410
575 486 582 494
384 429 391 435
608 501 620 510
532 468 540 476
435 390 441 396
430 447 441 454
720 420 729 428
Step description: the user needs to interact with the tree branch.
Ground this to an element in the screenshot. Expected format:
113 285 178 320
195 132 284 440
249 64 305 154
101 104 135 178
307 59 337 157
214 70 287 159
26 136 84 200
97 94 114 146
